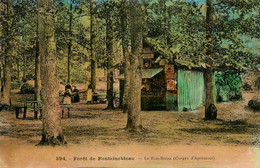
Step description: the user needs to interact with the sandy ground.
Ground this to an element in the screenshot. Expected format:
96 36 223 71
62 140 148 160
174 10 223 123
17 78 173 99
0 90 259 168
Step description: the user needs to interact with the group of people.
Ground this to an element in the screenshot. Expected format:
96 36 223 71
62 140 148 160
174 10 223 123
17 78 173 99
62 83 80 105
61 83 99 105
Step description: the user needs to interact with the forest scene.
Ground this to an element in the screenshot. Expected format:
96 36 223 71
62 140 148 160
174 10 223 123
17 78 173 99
0 0 260 167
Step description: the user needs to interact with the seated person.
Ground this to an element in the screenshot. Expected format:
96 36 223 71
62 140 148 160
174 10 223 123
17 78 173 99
62 89 72 105
72 86 80 103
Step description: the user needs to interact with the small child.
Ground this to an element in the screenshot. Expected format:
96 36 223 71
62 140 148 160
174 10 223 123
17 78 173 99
86 85 93 104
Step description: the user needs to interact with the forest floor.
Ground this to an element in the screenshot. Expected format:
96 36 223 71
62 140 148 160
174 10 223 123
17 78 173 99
0 88 260 168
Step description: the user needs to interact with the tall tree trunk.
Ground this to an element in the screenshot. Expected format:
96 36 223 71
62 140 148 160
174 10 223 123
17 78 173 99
126 0 143 131
204 0 217 120
90 0 97 91
0 2 4 93
22 53 27 81
2 49 11 105
122 53 130 112
106 71 114 109
34 17 41 101
16 59 21 82
105 7 114 110
38 0 66 145
121 0 130 113
21 35 27 82
1 0 13 105
1 60 4 93
0 61 2 93
67 0 73 84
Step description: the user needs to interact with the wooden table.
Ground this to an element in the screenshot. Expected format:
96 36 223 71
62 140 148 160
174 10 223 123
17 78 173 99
15 100 42 119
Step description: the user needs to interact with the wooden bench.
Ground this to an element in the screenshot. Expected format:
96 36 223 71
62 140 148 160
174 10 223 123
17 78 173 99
61 105 72 118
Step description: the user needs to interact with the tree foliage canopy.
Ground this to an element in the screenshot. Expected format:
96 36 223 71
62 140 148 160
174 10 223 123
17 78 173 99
0 0 259 84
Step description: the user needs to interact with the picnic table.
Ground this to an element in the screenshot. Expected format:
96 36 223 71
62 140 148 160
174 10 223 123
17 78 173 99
14 100 73 119
14 100 42 119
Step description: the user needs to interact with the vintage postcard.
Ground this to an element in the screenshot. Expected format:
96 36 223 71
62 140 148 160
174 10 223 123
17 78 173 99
0 0 259 167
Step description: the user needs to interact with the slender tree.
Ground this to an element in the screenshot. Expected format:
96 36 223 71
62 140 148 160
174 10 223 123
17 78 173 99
67 0 73 84
21 44 27 81
38 0 66 145
105 2 114 110
120 0 130 112
204 0 217 120
34 10 41 101
90 0 97 90
126 0 143 131
55 0 89 84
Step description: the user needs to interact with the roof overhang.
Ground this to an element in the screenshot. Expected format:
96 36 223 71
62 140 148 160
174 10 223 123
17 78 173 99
118 68 164 80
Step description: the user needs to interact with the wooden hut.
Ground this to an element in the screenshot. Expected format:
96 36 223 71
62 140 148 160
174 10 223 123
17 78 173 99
118 41 242 111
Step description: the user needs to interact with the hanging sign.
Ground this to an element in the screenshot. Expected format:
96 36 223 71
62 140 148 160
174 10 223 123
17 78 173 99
165 65 174 73
167 79 176 91
165 73 174 79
